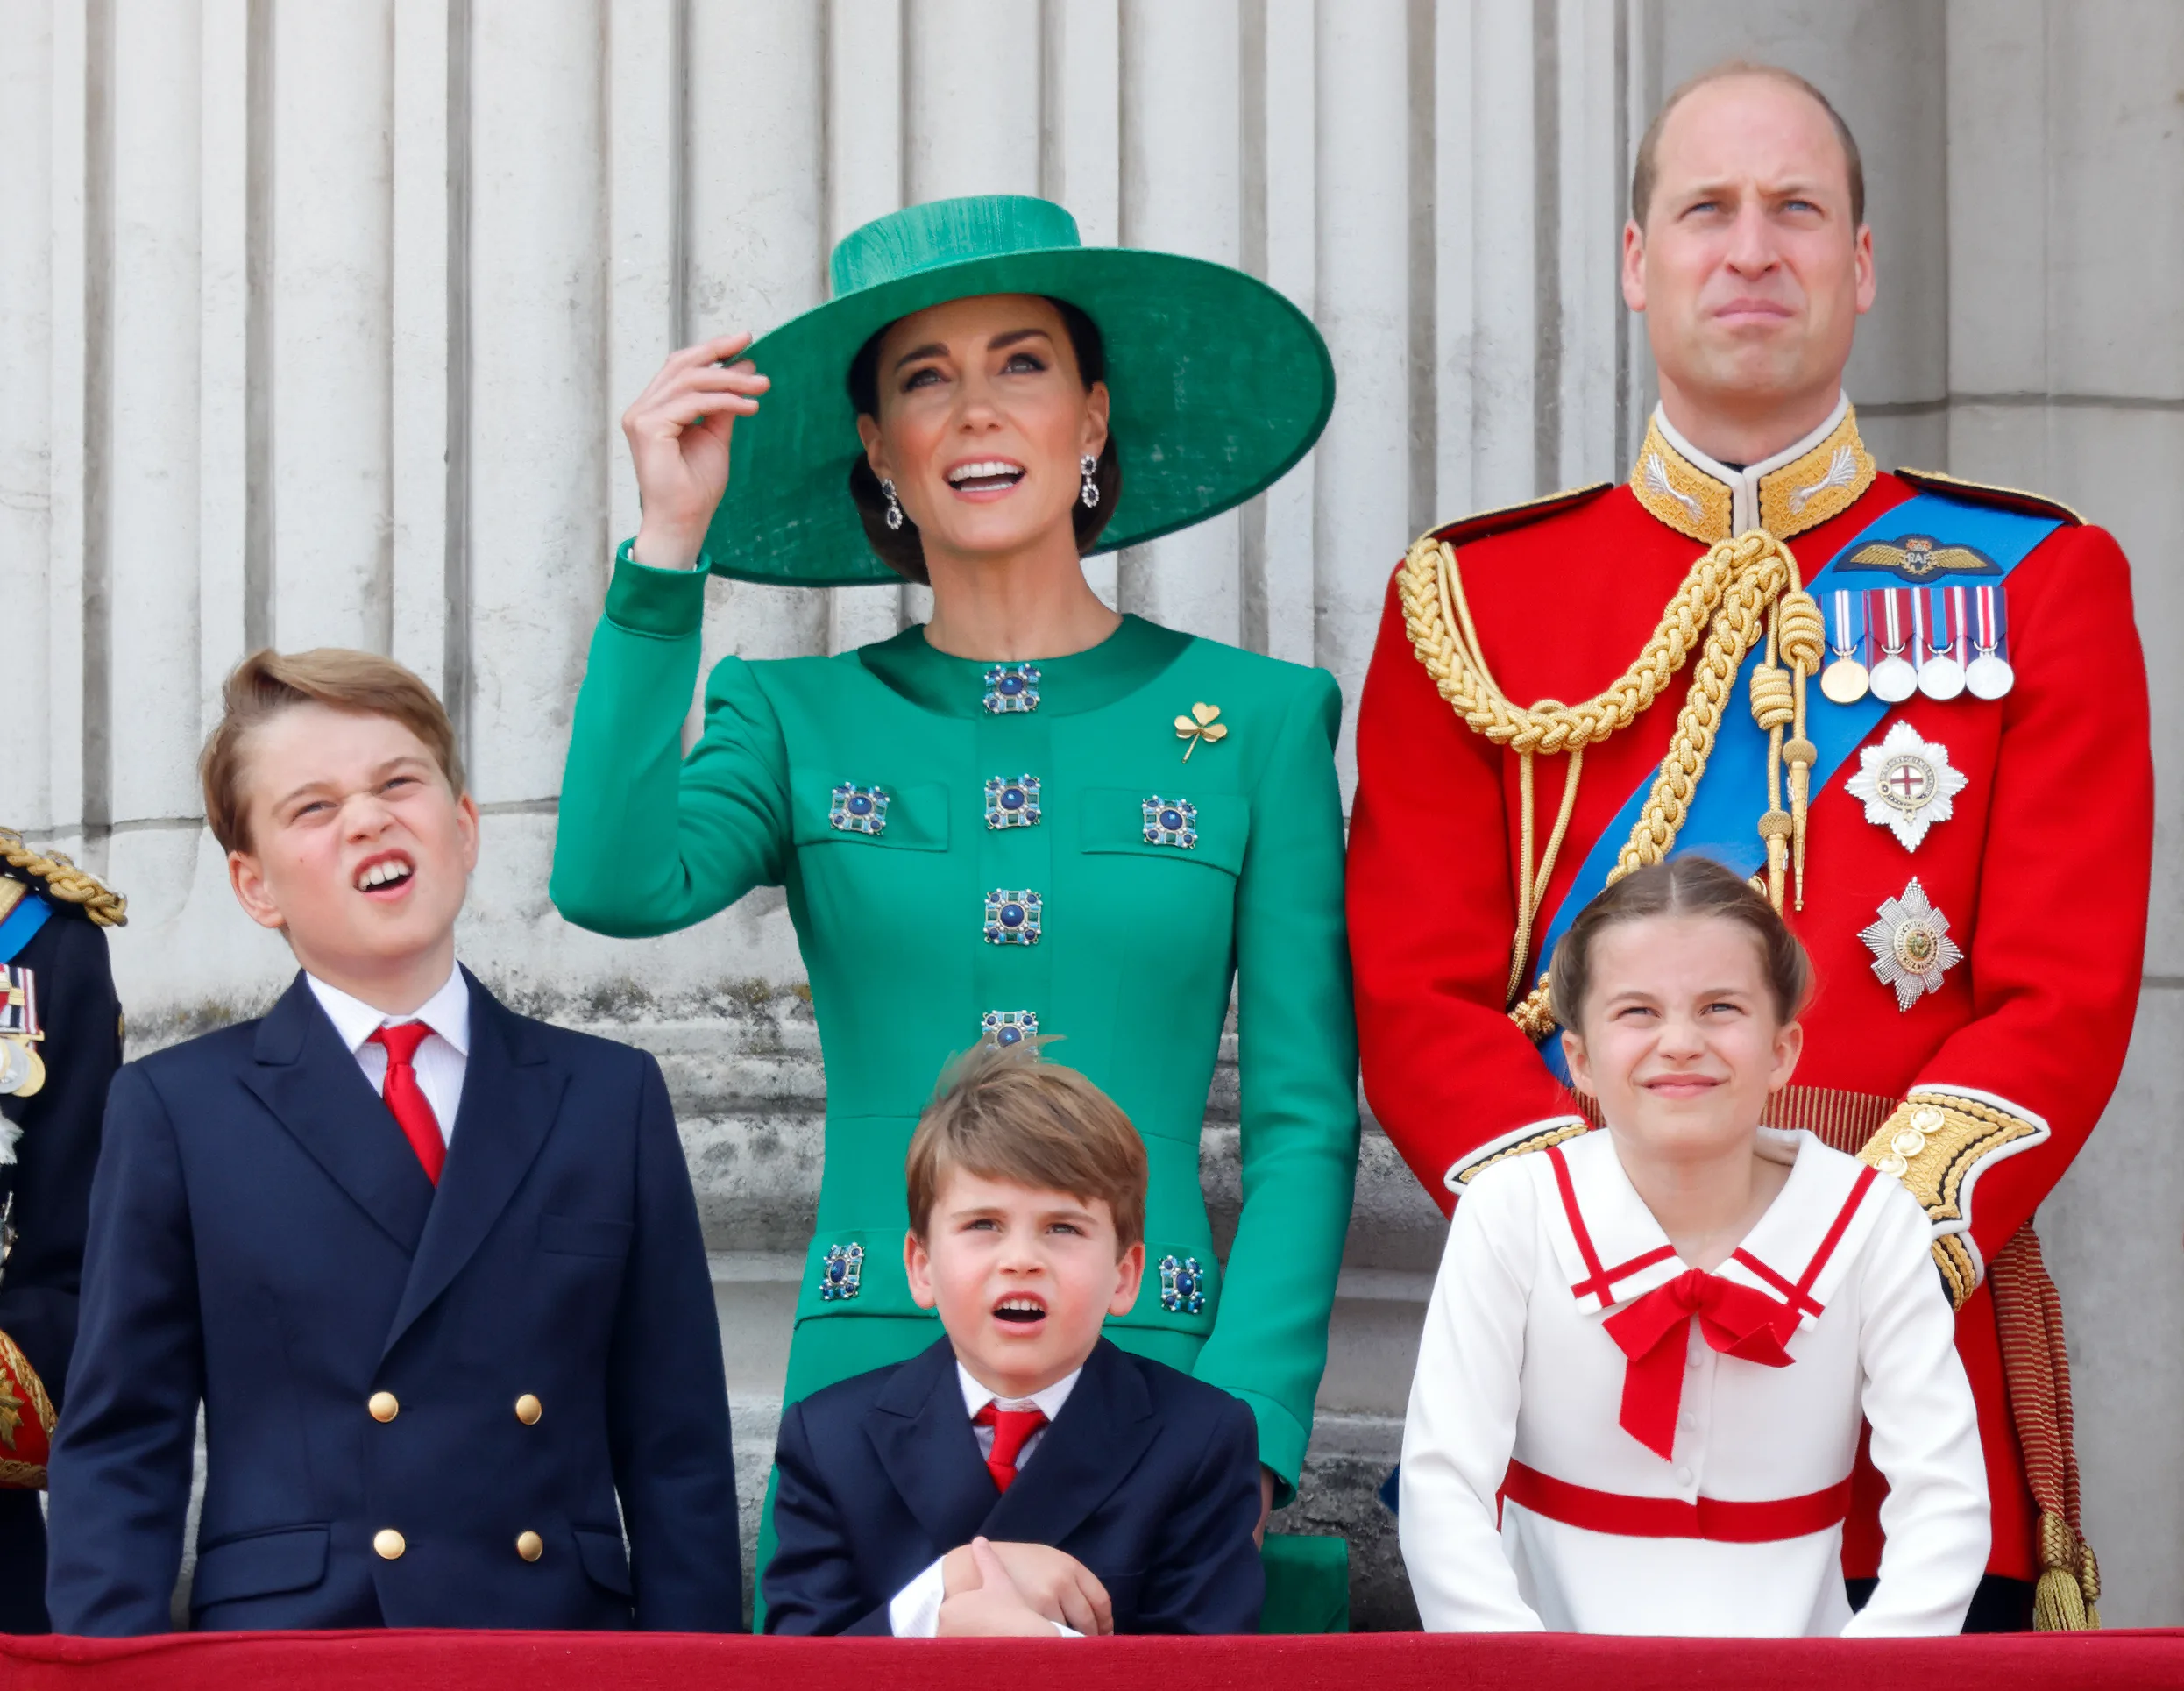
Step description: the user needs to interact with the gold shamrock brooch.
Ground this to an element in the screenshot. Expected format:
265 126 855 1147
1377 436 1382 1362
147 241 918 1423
1174 703 1228 762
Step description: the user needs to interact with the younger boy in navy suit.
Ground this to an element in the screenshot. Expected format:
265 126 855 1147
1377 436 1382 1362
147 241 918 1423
763 1042 1264 1636
46 650 739 1634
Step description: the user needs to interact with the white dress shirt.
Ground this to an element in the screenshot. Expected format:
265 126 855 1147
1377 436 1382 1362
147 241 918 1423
888 1363 1085 1638
306 963 472 1143
1400 1128 1989 1638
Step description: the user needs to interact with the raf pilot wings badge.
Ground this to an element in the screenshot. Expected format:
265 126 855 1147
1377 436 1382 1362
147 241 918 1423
1846 533 2000 581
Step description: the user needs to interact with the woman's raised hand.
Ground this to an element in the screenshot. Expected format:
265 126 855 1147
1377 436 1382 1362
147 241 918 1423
623 333 772 571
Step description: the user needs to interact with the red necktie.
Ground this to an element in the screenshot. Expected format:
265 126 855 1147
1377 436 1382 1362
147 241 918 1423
367 1022 445 1185
1600 1268 1797 1460
974 1401 1049 1493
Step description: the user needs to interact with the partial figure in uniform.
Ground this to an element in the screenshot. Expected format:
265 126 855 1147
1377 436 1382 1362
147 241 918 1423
0 833 124 1633
1350 62 2151 1631
552 195 1359 1630
1400 858 1989 1635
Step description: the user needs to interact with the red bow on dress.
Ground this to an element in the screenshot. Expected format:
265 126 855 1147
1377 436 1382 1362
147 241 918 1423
1601 1268 1798 1460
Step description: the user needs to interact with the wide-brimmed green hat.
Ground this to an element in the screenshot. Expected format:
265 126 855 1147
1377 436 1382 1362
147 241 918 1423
703 195 1335 586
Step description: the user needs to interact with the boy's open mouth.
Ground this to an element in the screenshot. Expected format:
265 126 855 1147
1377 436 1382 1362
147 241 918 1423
992 1295 1046 1325
353 852 416 898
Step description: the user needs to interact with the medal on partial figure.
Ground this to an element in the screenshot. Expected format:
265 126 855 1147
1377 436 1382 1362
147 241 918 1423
1867 589 1918 703
1859 877 1965 1011
1819 588 1869 704
1965 584 2015 700
0 967 41 1105
1845 722 1968 851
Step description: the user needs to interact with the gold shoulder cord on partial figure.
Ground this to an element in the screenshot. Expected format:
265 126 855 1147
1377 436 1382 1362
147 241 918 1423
1398 529 1821 1036
0 831 128 927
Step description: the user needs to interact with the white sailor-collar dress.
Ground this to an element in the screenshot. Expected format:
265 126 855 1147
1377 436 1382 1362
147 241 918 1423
1400 1126 1989 1637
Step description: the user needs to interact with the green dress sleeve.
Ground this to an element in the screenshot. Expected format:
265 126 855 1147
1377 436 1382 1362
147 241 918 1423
1190 667 1361 1495
550 555 792 937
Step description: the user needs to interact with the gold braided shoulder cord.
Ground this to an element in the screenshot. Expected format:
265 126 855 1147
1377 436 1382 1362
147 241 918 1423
1399 529 1820 1037
0 830 128 927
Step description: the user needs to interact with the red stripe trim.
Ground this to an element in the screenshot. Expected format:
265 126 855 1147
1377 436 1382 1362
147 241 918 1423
1729 1163 1880 1324
1501 1460 1853 1545
1547 1145 1680 1305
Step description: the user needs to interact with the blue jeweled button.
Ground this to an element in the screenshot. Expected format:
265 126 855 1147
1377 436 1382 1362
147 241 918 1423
819 1241 865 1302
981 1010 1039 1047
828 783 890 836
982 888 1043 945
1142 795 1198 849
982 664 1042 714
984 773 1043 830
1159 1254 1207 1315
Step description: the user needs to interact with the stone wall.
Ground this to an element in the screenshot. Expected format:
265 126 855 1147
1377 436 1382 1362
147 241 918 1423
4 0 2179 1627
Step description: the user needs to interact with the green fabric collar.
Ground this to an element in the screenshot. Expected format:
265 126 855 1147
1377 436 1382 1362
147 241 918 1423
856 613 1191 718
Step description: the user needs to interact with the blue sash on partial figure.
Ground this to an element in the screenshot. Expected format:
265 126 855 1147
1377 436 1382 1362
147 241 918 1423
0 891 51 967
1529 492 2061 1079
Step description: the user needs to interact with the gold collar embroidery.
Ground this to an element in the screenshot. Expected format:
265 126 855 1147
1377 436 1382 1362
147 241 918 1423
1629 403 1876 544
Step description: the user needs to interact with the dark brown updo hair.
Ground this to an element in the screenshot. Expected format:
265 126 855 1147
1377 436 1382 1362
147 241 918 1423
845 295 1123 584
1549 856 1812 1031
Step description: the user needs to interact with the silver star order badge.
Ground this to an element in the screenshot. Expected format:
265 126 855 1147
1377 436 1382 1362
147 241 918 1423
1845 721 1968 852
1860 877 1965 1011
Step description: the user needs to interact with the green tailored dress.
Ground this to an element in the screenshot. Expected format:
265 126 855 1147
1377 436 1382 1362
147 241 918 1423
551 556 1360 1610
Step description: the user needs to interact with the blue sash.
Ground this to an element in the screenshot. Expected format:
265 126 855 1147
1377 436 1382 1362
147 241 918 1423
0 890 52 966
1528 492 2060 1077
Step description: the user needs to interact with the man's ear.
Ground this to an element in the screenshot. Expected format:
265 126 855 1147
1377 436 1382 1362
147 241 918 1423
1620 217 1648 312
1108 1240 1145 1317
1562 1029 1596 1098
227 849 287 933
903 1228 938 1311
1852 222 1876 316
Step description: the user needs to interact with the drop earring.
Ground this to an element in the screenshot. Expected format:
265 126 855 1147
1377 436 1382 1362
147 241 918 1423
881 478 904 531
1079 454 1100 509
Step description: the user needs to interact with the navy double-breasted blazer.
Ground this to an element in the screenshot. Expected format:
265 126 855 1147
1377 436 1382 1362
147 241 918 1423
45 970 738 1635
764 1336 1263 1635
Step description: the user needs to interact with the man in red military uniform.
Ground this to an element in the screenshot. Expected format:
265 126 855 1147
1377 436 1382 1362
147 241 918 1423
1350 61 2152 1631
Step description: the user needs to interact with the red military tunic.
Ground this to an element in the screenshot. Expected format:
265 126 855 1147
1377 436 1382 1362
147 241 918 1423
1350 398 2153 1587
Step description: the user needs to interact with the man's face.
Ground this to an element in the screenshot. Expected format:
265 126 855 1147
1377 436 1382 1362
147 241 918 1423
1623 75 1875 421
226 704 478 988
905 1168 1144 1400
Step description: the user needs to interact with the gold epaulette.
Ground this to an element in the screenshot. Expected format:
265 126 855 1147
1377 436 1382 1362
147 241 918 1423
1896 467 2084 528
0 830 127 928
1856 1088 2047 1308
1421 481 1616 552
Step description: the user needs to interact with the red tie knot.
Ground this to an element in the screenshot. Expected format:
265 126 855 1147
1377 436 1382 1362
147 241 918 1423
974 1400 1049 1491
369 1021 433 1067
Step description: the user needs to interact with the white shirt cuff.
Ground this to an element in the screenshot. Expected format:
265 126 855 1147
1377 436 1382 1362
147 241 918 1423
888 1556 948 1638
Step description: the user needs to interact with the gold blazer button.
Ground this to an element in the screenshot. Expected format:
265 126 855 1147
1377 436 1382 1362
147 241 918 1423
514 1394 542 1425
367 1392 399 1423
373 1529 406 1560
515 1531 544 1563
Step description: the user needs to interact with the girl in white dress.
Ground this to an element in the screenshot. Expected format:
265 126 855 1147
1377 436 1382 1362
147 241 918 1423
1400 856 1988 1636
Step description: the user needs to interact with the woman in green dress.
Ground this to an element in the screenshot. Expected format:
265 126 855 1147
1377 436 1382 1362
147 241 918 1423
551 195 1358 1627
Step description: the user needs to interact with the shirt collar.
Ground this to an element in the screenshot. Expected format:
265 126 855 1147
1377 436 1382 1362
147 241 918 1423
1630 392 1876 543
306 962 472 1059
955 1358 1081 1423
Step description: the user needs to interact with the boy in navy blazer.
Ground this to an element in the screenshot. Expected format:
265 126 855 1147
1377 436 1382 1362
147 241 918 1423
45 650 739 1634
763 1042 1264 1636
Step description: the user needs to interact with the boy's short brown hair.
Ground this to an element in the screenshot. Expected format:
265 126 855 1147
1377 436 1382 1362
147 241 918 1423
905 1041 1148 1253
200 649 465 856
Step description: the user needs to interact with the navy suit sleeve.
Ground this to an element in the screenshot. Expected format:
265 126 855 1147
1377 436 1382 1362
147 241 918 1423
762 1400 894 1636
1133 1394 1266 1634
606 1051 741 1631
0 912 122 1400
43 1063 203 1636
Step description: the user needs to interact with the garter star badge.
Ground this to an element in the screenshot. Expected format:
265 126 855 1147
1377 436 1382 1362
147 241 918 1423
1859 878 1965 1011
1845 723 1968 852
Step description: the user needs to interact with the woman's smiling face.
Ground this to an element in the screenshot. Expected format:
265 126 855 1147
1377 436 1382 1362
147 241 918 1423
856 293 1110 568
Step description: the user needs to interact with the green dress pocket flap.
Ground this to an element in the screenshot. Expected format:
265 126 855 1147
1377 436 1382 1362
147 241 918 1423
1076 788 1250 876
791 780 951 851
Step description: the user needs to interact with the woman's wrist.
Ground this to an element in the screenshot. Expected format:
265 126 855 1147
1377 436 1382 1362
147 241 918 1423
630 521 710 572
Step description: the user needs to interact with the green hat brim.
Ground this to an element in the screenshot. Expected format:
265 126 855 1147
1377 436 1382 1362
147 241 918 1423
701 246 1334 587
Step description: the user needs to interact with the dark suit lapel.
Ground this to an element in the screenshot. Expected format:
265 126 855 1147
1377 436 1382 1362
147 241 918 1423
242 974 434 1254
380 971 566 1359
864 1339 999 1552
981 1339 1159 1545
